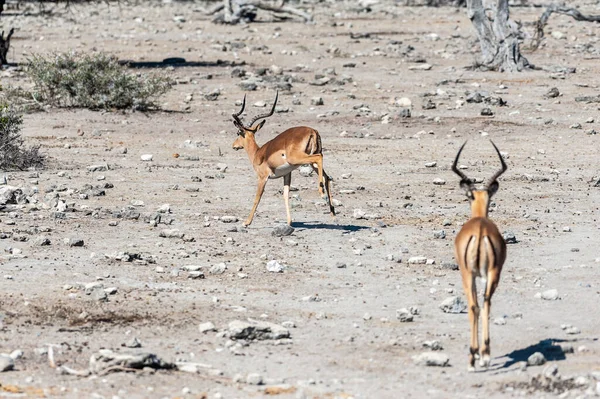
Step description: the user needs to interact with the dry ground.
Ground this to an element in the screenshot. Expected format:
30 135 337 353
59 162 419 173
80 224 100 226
0 1 599 398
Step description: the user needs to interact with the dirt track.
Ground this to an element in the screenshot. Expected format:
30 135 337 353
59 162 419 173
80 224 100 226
0 1 599 398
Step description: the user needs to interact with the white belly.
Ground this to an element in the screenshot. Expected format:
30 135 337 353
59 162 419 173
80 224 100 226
270 163 298 179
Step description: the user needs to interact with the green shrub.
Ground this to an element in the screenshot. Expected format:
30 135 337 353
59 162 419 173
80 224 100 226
26 52 172 111
0 105 44 170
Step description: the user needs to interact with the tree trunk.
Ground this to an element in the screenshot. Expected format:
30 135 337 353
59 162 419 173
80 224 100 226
467 0 529 72
0 28 14 67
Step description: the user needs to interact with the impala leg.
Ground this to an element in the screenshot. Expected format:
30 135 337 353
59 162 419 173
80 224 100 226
462 273 479 372
283 173 292 225
302 154 325 197
323 169 335 217
481 269 500 368
244 177 268 227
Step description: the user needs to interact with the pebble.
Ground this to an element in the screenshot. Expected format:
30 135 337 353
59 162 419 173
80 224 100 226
423 340 443 351
396 308 414 322
433 230 446 239
540 289 559 300
503 231 517 244
199 322 216 333
220 216 238 223
311 97 324 106
246 373 264 385
433 178 446 185
266 260 285 273
527 352 546 366
545 87 560 98
67 238 85 247
159 229 185 239
493 317 507 325
425 162 437 168
140 154 153 162
481 108 494 116
353 209 366 219
439 296 467 314
396 97 412 107
412 352 450 367
125 337 142 348
408 256 427 264
562 226 572 232
209 263 227 275
0 355 14 372
272 225 294 237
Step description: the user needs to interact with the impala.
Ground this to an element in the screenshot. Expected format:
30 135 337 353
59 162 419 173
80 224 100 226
231 91 335 226
452 140 507 371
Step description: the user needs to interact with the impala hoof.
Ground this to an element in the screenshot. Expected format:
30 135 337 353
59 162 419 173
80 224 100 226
480 355 490 368
467 365 476 373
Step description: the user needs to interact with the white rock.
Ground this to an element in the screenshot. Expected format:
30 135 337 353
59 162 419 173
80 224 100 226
266 260 285 273
199 322 216 333
541 289 559 300
439 296 467 314
0 355 14 372
140 154 153 162
395 97 412 107
412 352 450 367
408 256 427 264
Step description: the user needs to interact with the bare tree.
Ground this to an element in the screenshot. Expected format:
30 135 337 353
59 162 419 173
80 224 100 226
467 0 529 71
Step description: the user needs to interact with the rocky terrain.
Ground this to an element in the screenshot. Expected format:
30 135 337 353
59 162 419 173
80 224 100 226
0 0 599 398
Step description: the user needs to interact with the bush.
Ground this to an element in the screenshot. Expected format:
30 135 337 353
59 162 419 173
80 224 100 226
0 105 44 170
26 52 173 111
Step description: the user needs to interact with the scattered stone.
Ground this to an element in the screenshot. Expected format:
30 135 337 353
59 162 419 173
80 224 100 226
441 262 459 271
209 263 227 275
412 352 450 367
159 229 185 239
562 226 572 232
311 97 324 106
545 87 560 98
140 154 153 162
0 355 15 372
439 296 467 314
220 216 238 223
272 225 294 237
396 308 414 322
408 63 432 71
266 260 285 273
481 108 494 116
87 164 108 172
216 163 228 172
564 326 581 335
228 320 290 340
422 99 436 110
541 289 559 301
246 373 264 385
503 231 517 244
353 209 366 219
527 352 546 366
433 178 446 185
124 337 142 348
199 322 216 333
396 97 412 107
408 256 427 264
425 162 437 168
423 340 443 351
433 230 446 239
67 238 85 247
34 236 51 246
399 108 411 118
543 363 559 378
494 317 507 325
335 262 347 268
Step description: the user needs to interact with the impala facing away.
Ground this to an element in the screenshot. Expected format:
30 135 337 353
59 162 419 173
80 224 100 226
231 91 335 226
452 141 507 371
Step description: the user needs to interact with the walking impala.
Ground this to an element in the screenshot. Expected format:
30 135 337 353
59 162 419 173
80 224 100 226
231 91 335 226
452 141 507 371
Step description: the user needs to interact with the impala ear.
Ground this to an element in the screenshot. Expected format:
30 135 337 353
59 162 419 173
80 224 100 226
254 119 266 132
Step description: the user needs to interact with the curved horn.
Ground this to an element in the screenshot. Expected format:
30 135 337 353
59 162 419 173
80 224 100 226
452 141 470 181
232 94 247 126
487 140 507 186
248 91 279 128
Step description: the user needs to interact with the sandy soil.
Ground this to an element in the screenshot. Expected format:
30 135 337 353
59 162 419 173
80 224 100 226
0 1 599 398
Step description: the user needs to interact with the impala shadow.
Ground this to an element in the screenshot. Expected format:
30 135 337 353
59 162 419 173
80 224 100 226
119 58 245 69
490 338 579 373
291 221 370 232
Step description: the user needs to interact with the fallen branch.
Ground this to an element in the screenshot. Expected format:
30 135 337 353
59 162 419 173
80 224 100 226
207 0 312 24
531 5 600 50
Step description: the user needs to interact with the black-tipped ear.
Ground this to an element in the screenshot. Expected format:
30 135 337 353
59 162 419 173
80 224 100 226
255 119 266 132
488 181 499 196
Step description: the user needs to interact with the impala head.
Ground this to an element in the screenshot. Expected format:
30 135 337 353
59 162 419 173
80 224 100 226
231 91 279 151
452 140 507 217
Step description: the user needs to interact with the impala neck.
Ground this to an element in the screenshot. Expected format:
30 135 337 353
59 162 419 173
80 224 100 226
244 134 260 163
471 191 490 218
